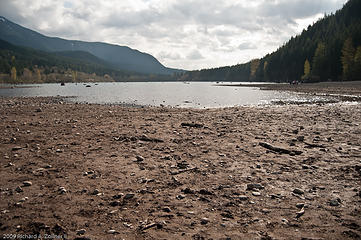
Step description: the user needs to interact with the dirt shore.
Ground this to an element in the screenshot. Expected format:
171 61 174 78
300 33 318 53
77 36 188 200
225 81 361 102
0 96 361 240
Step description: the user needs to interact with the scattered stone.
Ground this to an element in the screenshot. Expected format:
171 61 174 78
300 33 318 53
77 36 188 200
22 181 32 187
252 191 261 196
140 222 163 230
35 108 42 112
112 194 123 199
15 186 23 193
91 189 100 195
247 183 264 191
296 208 305 218
176 194 186 200
162 207 172 213
76 229 86 235
182 188 195 194
296 203 305 209
238 195 249 201
12 146 22 151
181 122 204 128
124 193 135 200
293 188 304 195
107 229 119 234
329 198 341 207
135 155 145 162
109 201 121 207
201 218 209 225
5 162 14 167
199 189 213 195
58 187 67 194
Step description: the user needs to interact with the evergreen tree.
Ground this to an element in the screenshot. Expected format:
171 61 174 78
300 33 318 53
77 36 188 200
341 37 355 80
312 42 327 81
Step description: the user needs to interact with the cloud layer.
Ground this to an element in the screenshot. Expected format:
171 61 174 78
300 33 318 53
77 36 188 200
0 0 346 70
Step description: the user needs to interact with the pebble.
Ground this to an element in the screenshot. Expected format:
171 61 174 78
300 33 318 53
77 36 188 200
91 189 100 195
23 181 32 187
58 187 67 194
162 207 172 213
238 195 249 201
107 229 119 234
247 183 264 191
252 191 261 196
15 186 23 193
76 229 86 235
12 146 23 151
124 193 135 200
35 108 42 112
136 155 145 162
176 194 185 200
201 218 209 225
329 198 341 206
296 203 305 209
293 188 304 195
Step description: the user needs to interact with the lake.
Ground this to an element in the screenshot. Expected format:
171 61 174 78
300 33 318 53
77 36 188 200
0 82 332 108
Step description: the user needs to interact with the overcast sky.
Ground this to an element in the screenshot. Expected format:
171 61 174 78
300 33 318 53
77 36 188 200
0 0 347 70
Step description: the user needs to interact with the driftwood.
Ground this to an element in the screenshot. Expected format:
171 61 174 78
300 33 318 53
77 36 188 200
259 142 303 155
303 141 326 148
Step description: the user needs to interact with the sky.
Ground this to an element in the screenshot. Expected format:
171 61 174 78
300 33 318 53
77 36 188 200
0 0 347 70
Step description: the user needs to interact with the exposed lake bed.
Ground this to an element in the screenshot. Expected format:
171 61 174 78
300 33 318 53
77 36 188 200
0 81 361 239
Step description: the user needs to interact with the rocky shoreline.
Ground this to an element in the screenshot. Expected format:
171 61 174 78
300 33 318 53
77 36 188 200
0 96 361 239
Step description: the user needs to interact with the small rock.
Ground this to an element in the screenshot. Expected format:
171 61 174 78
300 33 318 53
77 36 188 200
15 186 23 193
252 191 261 196
201 218 209 225
293 188 304 195
112 193 123 199
297 136 305 141
182 188 195 194
58 187 67 194
199 189 213 195
238 195 249 201
107 229 119 234
35 108 42 112
124 193 135 200
22 181 32 187
176 194 185 200
296 208 305 218
135 155 145 162
76 229 86 235
162 207 172 213
91 189 100 195
109 201 121 207
296 203 305 209
247 183 264 191
329 198 341 206
12 146 22 151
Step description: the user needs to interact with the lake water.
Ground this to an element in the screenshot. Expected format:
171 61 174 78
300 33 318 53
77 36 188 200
0 82 332 108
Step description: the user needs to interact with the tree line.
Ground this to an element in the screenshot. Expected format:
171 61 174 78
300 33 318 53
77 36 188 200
182 0 361 83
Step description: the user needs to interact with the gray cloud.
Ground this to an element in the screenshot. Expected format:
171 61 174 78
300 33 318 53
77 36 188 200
0 0 346 70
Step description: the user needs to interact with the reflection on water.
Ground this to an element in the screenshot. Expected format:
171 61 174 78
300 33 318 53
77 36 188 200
0 82 332 108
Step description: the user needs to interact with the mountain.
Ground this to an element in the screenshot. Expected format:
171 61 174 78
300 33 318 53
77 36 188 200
183 0 361 82
0 38 132 81
0 16 182 75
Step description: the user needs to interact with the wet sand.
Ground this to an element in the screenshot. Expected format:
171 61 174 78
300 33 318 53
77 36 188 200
0 93 361 239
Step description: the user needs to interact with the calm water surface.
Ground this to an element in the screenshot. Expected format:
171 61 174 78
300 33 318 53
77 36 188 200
0 82 331 108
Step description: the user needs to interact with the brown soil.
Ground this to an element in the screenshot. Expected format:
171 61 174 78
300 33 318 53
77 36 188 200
0 96 361 240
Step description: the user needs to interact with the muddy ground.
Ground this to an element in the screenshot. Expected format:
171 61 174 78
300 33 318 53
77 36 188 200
0 95 361 240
